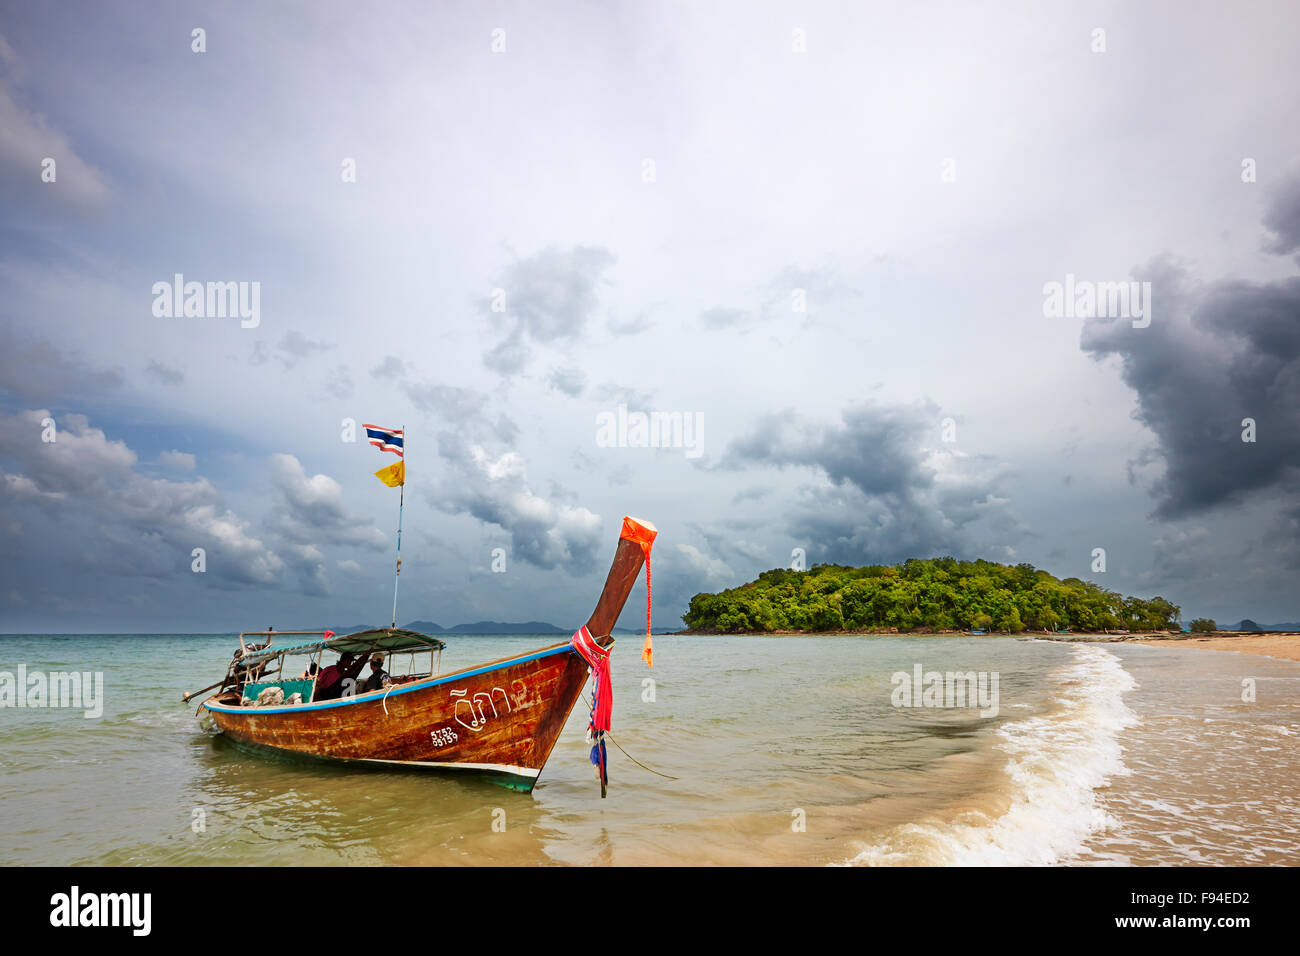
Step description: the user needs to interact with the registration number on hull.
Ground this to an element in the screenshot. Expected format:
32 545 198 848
429 727 459 747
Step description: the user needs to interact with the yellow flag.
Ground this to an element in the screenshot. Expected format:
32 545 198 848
374 460 405 487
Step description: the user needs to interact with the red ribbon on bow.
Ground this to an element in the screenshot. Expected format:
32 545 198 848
569 625 612 732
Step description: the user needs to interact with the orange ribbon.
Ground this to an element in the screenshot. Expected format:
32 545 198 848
620 517 658 668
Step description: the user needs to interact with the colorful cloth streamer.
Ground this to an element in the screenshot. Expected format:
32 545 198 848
589 737 607 787
569 625 612 732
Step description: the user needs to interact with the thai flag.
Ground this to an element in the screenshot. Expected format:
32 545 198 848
362 424 404 457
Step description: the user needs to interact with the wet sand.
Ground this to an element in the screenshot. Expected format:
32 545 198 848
1066 643 1300 866
1130 632 1300 663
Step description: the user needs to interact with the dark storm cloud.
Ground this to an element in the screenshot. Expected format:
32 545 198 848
0 409 283 590
0 408 399 611
1081 178 1300 519
1264 501 1300 568
721 401 1026 564
481 245 616 375
727 406 931 496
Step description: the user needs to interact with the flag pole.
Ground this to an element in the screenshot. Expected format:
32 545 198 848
391 426 404 628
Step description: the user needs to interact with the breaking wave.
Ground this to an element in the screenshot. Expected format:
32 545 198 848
845 644 1138 865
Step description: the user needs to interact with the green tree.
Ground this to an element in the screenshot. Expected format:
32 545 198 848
998 606 1024 633
680 557 1184 636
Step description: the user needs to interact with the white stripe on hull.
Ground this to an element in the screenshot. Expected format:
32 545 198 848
351 756 540 778
219 734 542 780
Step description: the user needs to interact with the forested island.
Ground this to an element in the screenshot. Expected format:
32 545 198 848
682 557 1181 634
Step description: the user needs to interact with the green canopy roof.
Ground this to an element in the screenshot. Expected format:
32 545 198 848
237 628 446 665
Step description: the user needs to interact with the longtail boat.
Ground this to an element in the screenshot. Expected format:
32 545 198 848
183 516 657 793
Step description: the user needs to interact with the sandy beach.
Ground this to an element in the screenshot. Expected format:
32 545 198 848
1130 631 1300 663
680 629 1300 665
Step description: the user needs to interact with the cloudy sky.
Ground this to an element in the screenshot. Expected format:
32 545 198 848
2 1 1298 633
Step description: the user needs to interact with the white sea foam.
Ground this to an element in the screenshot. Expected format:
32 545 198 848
844 644 1138 866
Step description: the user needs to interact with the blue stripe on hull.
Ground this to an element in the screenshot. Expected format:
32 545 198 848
204 642 574 716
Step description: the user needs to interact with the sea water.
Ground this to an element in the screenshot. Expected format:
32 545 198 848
0 634 1295 865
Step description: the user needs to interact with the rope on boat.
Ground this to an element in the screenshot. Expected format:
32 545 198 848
580 692 680 781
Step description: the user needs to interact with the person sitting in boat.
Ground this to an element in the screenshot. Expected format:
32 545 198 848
361 656 391 693
299 661 319 680
315 651 370 701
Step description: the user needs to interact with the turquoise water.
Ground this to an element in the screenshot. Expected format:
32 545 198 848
1 633 1295 865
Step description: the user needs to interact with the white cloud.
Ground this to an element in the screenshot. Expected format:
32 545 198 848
675 543 733 582
435 445 604 573
267 453 388 551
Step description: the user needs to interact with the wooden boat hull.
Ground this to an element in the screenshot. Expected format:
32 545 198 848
193 515 658 794
202 642 589 791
